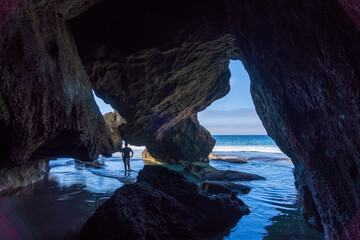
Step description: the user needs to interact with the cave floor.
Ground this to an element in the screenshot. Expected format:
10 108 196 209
0 148 323 239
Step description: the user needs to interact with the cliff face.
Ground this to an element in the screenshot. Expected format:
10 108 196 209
232 2 360 239
69 0 360 238
1 0 360 238
0 0 114 168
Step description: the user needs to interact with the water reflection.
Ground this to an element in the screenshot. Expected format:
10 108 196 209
0 150 146 240
212 154 323 240
0 148 324 240
0 177 115 240
263 201 323 240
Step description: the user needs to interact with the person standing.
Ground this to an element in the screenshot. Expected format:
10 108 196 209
122 142 134 174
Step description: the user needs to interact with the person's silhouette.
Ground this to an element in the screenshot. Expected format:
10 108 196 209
122 142 134 174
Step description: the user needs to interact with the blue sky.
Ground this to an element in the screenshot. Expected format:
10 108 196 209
94 60 267 135
198 60 266 135
94 93 114 114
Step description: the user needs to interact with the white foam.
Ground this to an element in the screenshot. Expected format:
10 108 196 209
129 146 146 150
213 145 283 153
112 152 122 157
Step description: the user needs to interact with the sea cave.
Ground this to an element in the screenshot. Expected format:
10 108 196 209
0 0 360 239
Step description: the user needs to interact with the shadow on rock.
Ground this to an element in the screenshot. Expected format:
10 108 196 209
200 180 251 195
78 165 249 240
183 163 265 181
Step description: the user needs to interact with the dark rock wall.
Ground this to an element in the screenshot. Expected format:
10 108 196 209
69 0 360 238
103 110 125 153
68 0 232 162
338 0 360 31
0 0 113 168
229 1 360 239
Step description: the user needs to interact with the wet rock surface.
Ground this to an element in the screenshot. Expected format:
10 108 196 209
183 163 265 181
200 180 251 195
78 165 249 240
209 153 248 164
0 160 49 192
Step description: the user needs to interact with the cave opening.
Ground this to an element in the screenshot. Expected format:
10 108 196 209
65 1 325 235
196 60 323 238
93 90 114 115
198 60 286 157
0 0 359 238
198 60 266 135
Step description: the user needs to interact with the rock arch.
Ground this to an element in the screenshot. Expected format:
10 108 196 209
0 0 360 238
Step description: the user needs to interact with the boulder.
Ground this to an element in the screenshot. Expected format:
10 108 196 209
78 165 249 240
209 153 248 164
200 181 251 195
183 163 265 181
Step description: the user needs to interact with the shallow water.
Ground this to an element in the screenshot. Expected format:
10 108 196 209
0 137 324 239
211 156 323 240
212 135 323 239
0 151 145 240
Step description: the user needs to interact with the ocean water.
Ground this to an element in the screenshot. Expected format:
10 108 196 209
211 135 323 240
0 136 324 239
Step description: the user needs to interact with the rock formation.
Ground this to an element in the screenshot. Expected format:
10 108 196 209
200 181 251 195
1 0 360 238
183 163 265 181
297 182 323 231
78 165 250 240
103 110 126 153
68 0 226 162
141 147 154 160
0 0 114 169
209 153 248 164
237 2 360 238
0 160 49 192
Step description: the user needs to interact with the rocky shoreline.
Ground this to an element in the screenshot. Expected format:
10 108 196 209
76 151 268 239
183 163 265 182
0 150 324 239
78 165 250 240
209 153 248 163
